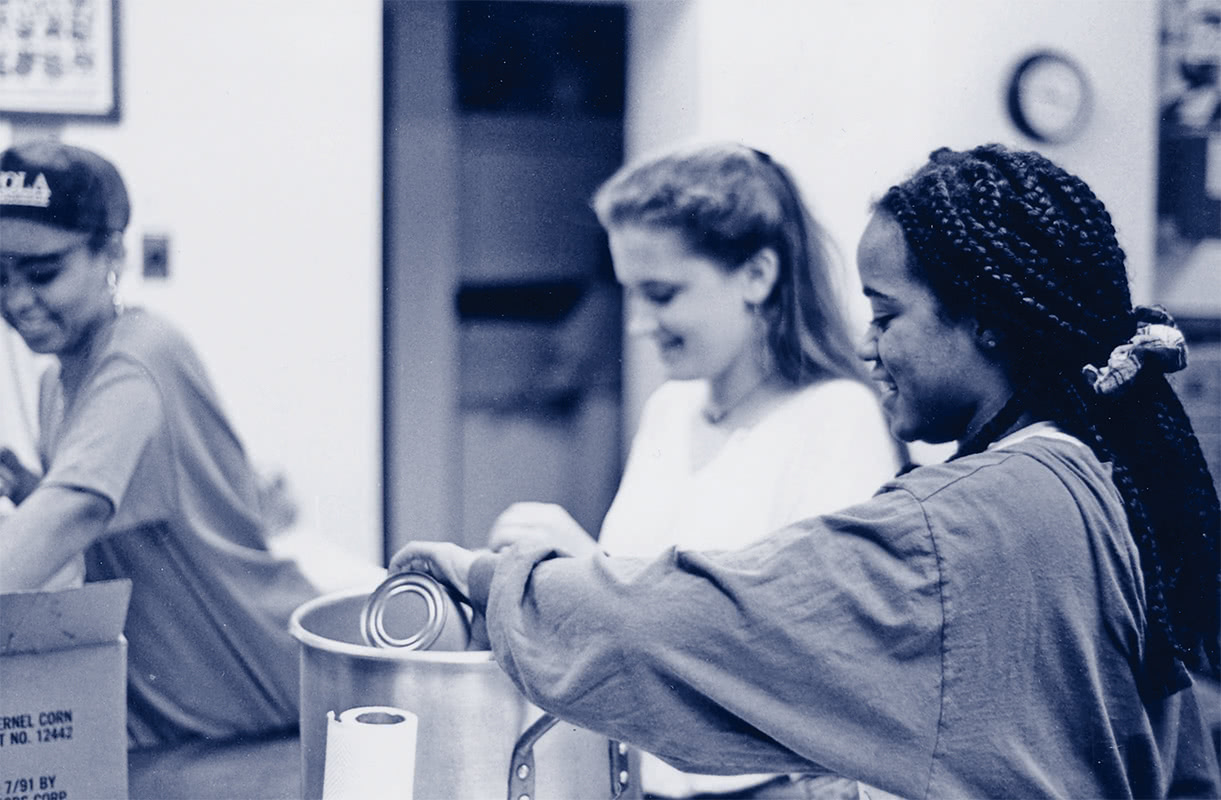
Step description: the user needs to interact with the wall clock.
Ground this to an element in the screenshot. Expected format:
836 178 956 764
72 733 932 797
1006 51 1093 144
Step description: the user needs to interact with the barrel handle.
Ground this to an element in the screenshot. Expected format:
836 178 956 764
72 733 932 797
507 713 632 800
608 737 632 798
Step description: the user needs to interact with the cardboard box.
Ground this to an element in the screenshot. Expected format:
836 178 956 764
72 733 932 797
0 580 131 800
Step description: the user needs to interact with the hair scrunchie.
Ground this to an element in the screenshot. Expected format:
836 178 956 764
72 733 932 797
1082 306 1188 395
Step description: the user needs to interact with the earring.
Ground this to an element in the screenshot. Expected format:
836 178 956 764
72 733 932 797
107 271 124 316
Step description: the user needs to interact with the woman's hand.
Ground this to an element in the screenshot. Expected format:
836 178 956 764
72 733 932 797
487 501 598 556
0 448 40 506
388 540 480 602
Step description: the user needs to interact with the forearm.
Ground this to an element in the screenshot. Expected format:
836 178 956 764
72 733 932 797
470 503 944 789
474 545 819 773
0 486 112 591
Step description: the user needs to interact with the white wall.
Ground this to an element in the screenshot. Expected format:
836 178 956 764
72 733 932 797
0 1 383 562
624 0 1159 442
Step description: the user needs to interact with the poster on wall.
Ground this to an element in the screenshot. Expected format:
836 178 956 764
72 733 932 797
0 0 119 121
1158 0 1220 283
1157 0 1221 496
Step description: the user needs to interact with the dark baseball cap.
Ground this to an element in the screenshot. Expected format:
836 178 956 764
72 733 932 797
0 140 131 256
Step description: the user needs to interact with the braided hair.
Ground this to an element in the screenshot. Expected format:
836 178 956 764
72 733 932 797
880 144 1219 694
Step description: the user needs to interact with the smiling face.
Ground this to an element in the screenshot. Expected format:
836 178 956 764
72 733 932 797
855 211 1004 444
608 224 765 386
0 239 115 356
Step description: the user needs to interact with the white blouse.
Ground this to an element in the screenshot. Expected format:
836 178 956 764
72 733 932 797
600 377 899 556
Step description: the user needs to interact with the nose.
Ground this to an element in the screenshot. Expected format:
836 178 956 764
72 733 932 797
855 325 879 363
0 274 36 317
625 298 659 339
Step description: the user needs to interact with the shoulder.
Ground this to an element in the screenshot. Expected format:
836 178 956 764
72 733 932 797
887 445 1055 504
111 308 192 353
898 437 1104 498
639 380 703 422
884 438 1121 547
773 378 890 444
786 378 881 416
107 309 202 374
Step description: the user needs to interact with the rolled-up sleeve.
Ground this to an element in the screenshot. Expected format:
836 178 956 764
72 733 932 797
479 487 944 794
40 355 163 511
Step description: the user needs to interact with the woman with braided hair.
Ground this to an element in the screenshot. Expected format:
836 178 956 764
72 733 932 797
391 143 1220 798
876 145 1218 698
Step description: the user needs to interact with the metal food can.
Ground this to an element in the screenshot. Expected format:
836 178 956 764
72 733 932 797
359 571 469 651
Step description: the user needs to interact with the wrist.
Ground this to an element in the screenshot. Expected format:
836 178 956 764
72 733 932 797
468 551 500 612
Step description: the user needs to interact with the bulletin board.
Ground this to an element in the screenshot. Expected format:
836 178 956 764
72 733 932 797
0 0 119 121
1157 0 1221 498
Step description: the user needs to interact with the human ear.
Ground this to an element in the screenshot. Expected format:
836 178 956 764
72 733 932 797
741 247 779 305
974 322 1003 353
102 232 126 279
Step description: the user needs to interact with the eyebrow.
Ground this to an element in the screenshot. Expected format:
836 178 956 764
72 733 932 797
8 254 63 268
862 286 894 301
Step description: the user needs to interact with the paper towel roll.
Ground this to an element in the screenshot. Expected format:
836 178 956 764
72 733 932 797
322 705 418 800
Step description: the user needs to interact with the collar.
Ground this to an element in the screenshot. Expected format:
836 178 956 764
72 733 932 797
987 420 1088 452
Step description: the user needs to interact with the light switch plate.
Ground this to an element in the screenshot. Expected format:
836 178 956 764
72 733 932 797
142 234 170 279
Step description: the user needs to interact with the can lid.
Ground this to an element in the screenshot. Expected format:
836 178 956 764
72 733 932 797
359 572 449 650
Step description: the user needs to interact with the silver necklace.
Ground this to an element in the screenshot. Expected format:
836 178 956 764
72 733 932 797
701 377 771 425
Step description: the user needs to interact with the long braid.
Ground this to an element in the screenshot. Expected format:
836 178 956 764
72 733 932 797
1054 370 1185 689
1111 374 1220 672
881 144 1220 689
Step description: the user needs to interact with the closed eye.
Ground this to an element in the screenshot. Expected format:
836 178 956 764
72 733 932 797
637 282 679 305
25 268 59 286
1 256 63 288
863 287 897 330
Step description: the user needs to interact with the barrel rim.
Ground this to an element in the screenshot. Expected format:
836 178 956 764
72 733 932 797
289 587 495 663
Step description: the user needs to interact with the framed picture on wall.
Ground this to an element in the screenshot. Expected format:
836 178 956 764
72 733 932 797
0 0 120 121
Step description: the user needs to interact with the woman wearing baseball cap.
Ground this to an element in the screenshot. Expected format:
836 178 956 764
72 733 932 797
0 140 321 747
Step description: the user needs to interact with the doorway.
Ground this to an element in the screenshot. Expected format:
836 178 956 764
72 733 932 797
383 0 627 555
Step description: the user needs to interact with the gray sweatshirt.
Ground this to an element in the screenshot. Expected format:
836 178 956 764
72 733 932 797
470 436 1220 799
